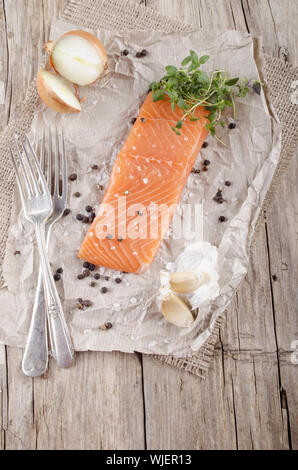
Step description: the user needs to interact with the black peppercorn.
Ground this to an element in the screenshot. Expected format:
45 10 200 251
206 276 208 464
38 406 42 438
90 282 97 287
203 160 210 166
140 49 147 57
83 261 90 269
88 264 95 271
104 276 110 281
228 122 236 130
56 267 63 274
82 216 89 224
77 274 84 280
94 273 101 280
140 117 146 123
91 164 98 170
69 173 77 181
136 51 143 58
14 250 21 255
121 49 129 56
82 269 90 277
130 117 137 124
54 273 61 281
202 141 209 148
83 299 92 307
74 192 81 198
219 216 226 222
101 287 108 294
115 278 122 284
105 322 112 329
63 208 71 216
76 214 84 221
225 181 232 187
85 205 92 213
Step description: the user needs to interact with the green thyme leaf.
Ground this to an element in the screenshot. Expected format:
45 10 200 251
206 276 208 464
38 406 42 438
165 65 178 75
225 78 239 86
152 89 165 102
181 56 191 67
199 55 209 64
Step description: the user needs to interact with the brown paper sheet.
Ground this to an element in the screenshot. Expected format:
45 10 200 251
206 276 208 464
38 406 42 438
0 21 280 357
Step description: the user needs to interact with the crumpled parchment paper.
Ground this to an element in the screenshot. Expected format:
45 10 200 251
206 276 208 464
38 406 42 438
0 21 281 356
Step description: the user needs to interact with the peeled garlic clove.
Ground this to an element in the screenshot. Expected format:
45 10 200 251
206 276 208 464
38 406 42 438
170 270 202 294
161 293 194 328
37 69 81 113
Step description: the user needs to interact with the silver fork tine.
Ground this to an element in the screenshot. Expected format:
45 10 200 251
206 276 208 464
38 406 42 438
40 129 45 175
61 129 67 198
14 138 34 197
9 143 26 204
20 138 40 196
25 134 48 195
54 129 60 197
47 127 52 192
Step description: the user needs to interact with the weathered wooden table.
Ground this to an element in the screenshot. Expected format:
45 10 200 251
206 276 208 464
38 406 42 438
0 0 297 450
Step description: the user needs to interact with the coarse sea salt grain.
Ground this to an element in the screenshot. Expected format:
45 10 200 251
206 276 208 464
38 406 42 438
143 178 148 184
130 298 137 304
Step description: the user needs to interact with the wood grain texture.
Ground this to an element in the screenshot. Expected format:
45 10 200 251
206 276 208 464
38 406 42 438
1 0 297 450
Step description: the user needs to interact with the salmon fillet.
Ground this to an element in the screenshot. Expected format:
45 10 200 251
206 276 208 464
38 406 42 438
78 93 209 273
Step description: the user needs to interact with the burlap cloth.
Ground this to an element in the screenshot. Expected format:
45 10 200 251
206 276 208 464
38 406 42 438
0 0 297 378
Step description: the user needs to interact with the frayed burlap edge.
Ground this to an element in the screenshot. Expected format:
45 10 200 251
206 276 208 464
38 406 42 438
0 0 297 379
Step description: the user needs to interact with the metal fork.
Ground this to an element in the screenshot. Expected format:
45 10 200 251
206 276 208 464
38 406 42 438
9 134 74 376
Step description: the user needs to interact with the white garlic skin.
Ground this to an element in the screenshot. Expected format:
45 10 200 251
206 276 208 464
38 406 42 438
172 241 220 309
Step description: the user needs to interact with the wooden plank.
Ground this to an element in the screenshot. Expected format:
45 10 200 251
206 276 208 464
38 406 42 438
4 348 36 449
0 345 8 450
0 0 11 129
32 351 145 450
143 352 237 450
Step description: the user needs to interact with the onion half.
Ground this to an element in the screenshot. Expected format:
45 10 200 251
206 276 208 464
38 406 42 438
37 69 81 113
46 30 108 86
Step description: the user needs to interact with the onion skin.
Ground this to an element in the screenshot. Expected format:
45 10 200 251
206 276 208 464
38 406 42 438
45 30 108 84
37 69 81 113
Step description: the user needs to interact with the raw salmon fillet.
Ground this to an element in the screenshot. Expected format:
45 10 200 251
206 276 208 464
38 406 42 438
78 93 209 273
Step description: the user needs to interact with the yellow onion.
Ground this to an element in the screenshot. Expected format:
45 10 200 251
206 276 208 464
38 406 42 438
37 69 81 113
45 30 108 86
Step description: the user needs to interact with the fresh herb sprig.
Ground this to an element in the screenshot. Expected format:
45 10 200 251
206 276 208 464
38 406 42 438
149 51 262 141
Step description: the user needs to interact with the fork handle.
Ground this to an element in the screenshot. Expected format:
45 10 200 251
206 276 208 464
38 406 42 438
34 222 74 368
22 268 48 377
